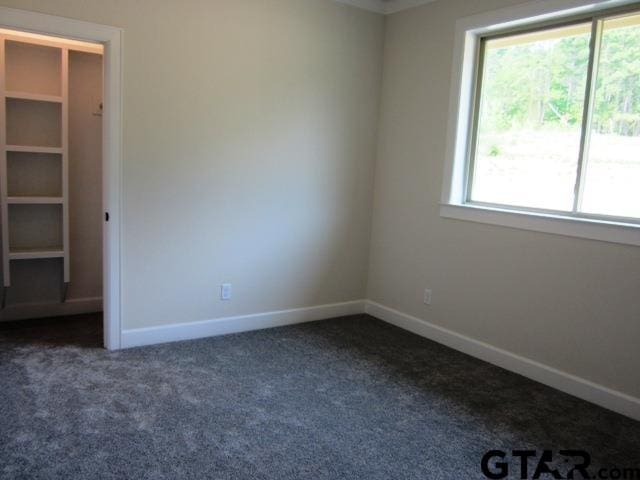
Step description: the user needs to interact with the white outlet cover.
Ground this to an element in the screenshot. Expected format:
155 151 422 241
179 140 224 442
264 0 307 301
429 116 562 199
220 283 232 301
424 289 432 305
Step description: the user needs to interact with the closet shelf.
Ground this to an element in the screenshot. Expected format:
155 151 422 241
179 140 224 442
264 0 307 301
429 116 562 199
5 145 63 154
9 247 65 261
7 196 64 204
5 91 63 103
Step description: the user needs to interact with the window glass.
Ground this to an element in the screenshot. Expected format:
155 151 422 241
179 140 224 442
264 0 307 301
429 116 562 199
581 13 640 219
470 24 592 211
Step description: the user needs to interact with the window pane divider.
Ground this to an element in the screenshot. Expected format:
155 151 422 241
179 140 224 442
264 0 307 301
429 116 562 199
572 18 604 214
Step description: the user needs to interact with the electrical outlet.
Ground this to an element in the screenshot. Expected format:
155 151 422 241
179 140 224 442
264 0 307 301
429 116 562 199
220 283 232 301
423 288 432 305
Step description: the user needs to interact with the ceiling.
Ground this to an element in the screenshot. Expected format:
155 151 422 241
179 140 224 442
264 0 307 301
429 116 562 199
334 0 437 14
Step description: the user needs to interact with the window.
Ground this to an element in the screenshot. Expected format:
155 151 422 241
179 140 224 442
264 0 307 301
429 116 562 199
471 23 592 212
442 1 640 246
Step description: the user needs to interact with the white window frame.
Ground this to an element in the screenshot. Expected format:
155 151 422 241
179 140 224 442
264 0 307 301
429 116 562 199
441 0 640 246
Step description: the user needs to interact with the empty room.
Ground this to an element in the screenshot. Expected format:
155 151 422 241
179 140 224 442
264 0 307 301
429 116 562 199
0 0 638 479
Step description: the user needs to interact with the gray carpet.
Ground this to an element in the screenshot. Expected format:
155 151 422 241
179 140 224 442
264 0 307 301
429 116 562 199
1 314 639 479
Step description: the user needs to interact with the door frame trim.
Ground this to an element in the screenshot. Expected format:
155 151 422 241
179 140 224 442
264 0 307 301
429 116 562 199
0 6 123 349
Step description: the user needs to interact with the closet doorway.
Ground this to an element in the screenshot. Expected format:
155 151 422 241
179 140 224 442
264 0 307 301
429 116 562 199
0 8 122 350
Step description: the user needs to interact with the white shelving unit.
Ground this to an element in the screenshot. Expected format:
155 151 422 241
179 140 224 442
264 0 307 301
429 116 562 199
9 247 65 260
5 91 63 103
0 33 70 305
7 196 64 204
5 145 63 154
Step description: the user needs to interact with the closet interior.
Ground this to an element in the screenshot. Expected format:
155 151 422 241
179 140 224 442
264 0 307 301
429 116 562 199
0 29 103 320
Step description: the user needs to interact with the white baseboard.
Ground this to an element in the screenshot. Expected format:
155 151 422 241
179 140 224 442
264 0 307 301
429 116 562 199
121 300 366 349
0 297 102 322
365 300 640 422
119 296 639 421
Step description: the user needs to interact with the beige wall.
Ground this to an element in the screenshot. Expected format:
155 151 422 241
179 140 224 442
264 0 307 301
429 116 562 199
368 0 640 398
68 51 102 300
0 0 384 328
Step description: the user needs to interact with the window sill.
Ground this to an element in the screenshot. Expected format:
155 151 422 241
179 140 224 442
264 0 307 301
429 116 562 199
439 203 640 247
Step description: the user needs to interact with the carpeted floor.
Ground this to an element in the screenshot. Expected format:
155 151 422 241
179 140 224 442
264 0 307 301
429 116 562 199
1 314 639 479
